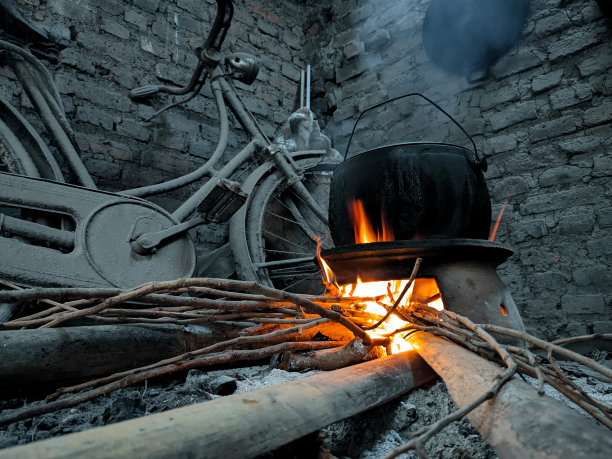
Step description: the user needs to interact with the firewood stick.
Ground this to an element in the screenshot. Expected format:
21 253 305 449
46 318 333 400
480 324 612 381
0 341 341 428
0 351 435 459
279 338 386 371
0 324 242 390
550 333 612 346
0 278 370 342
405 331 612 459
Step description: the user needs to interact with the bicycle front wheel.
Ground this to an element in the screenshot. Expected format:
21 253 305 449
229 164 334 295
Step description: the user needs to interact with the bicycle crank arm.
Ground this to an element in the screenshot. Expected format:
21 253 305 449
131 216 205 255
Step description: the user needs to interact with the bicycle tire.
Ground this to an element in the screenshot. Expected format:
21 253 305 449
0 126 61 322
229 162 335 295
0 137 31 322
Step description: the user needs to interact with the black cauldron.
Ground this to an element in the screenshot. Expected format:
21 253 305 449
328 142 492 246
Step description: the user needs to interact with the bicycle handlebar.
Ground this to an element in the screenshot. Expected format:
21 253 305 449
129 0 233 102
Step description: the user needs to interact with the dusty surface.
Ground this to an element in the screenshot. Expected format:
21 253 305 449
0 352 610 457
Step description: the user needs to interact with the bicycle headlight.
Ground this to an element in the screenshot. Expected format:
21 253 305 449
225 53 260 85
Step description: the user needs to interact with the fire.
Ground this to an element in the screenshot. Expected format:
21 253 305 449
317 199 445 354
338 277 444 353
316 236 338 291
348 199 394 244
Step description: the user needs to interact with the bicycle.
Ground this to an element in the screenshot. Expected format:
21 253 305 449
0 0 337 320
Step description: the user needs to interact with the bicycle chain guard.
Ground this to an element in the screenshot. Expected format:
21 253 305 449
0 172 196 288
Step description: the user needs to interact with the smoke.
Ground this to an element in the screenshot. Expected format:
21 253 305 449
422 0 530 76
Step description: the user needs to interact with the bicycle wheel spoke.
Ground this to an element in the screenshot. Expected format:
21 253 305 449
262 230 308 251
264 248 312 256
279 272 321 291
254 256 314 269
264 208 303 227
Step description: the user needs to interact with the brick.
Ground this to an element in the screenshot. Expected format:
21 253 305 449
124 10 148 30
343 40 364 60
586 236 612 257
177 0 209 20
558 208 596 234
83 158 122 180
558 135 602 154
257 19 279 37
282 29 301 50
491 48 543 79
531 69 564 93
140 37 169 58
101 19 130 40
520 187 604 214
487 101 538 131
578 48 612 77
117 119 151 142
133 0 159 14
486 134 518 154
548 27 602 61
176 13 201 35
509 219 549 242
75 105 115 131
584 100 612 126
573 266 612 287
534 10 570 37
50 0 94 22
593 155 612 177
599 207 612 228
538 165 584 187
281 62 301 82
528 115 577 143
491 176 529 200
152 18 171 39
336 59 365 83
561 294 606 315
531 271 568 291
479 85 520 111
365 29 391 52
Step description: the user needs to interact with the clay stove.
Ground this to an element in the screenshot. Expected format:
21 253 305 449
322 238 526 334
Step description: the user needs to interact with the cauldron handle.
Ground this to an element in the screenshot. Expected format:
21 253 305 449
344 92 487 171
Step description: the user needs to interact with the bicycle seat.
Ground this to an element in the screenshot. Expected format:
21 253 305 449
0 0 64 58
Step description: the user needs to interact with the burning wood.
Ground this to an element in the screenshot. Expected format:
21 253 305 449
0 264 610 457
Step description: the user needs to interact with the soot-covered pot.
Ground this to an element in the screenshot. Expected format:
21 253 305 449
329 93 493 247
328 142 492 246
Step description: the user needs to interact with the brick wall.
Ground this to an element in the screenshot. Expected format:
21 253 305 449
3 0 308 250
306 0 612 338
3 0 611 337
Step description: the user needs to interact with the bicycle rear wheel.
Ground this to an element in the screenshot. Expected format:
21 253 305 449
0 110 64 322
229 163 334 295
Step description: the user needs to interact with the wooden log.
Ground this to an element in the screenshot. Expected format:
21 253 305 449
0 324 242 390
0 351 436 459
409 331 612 459
279 338 386 371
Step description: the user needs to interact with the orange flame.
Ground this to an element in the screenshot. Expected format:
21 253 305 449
314 198 444 354
489 199 508 242
348 199 394 244
316 236 338 291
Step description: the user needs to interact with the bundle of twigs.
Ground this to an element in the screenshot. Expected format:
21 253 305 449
0 278 387 427
1 275 611 458
370 305 612 458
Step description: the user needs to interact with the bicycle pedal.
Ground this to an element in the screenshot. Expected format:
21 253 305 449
198 178 247 223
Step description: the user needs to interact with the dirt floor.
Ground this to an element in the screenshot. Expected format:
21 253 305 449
0 352 610 458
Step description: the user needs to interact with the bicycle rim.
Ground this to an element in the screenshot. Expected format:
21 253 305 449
230 166 334 295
